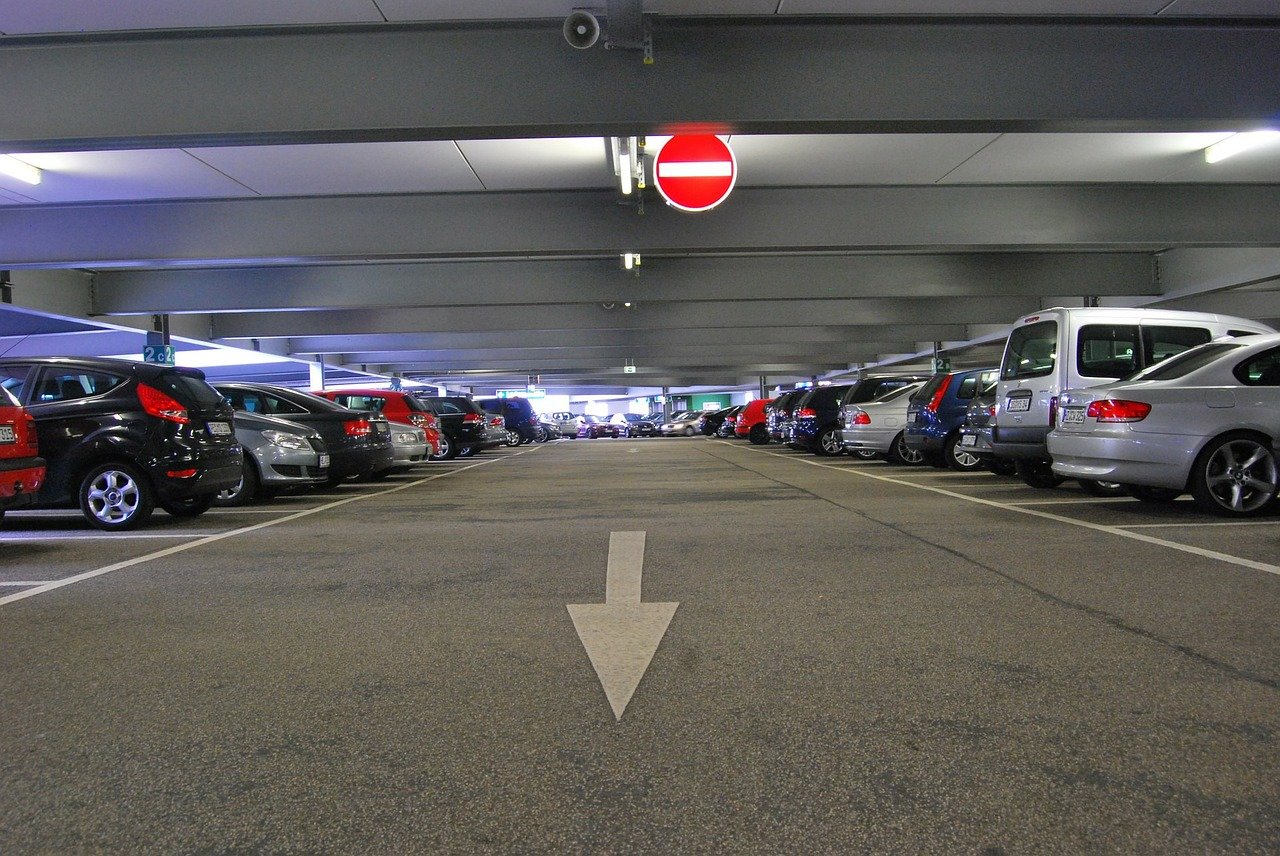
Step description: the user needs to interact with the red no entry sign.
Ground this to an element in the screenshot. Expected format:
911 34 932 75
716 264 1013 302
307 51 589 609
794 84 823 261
653 135 737 212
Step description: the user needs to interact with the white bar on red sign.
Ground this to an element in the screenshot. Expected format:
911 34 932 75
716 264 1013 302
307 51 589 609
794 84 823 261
656 161 733 178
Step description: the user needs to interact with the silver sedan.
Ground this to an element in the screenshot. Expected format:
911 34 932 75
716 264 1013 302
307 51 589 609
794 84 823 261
217 411 329 506
1048 334 1280 516
839 382 925 464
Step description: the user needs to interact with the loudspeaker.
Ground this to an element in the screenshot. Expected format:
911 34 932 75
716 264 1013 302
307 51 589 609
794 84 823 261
563 11 600 50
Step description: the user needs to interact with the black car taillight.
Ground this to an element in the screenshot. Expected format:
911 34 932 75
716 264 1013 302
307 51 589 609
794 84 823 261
344 419 372 437
462 412 482 424
137 383 190 424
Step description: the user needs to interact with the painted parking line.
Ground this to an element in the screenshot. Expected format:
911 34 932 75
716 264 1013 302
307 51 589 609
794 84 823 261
1119 519 1280 529
1005 498 1140 506
718 442 1280 578
0 443 547 608
0 532 225 541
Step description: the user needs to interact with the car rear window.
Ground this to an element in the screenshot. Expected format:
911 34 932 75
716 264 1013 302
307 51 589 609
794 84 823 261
1142 325 1212 366
874 383 920 403
848 379 916 404
154 371 224 408
1077 324 1140 379
1 386 19 407
911 375 948 403
334 394 388 413
1002 320 1057 380
420 397 467 415
1132 342 1244 381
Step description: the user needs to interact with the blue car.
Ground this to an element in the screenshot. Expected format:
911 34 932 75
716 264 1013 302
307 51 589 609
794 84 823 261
904 367 999 470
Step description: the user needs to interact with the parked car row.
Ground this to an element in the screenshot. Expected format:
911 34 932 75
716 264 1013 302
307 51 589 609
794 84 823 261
0 362 525 530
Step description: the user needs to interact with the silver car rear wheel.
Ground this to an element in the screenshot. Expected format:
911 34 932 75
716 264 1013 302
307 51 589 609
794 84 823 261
1191 435 1279 517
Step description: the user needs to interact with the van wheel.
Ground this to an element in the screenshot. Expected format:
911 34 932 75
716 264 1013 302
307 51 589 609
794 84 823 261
1076 479 1127 497
79 462 155 531
214 454 259 506
945 433 985 472
987 457 1018 476
1015 459 1064 489
887 432 924 465
748 424 769 445
1189 433 1279 517
1123 485 1182 503
159 494 215 518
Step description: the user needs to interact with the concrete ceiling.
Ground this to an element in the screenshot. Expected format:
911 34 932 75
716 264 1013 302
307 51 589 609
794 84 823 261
1 5 1279 395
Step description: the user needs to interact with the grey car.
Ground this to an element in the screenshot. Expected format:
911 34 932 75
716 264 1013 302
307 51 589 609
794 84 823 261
386 421 429 474
1049 334 1280 516
660 411 703 436
215 411 329 506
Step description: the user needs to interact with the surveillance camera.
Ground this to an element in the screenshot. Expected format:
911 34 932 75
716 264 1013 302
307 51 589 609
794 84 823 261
563 10 600 50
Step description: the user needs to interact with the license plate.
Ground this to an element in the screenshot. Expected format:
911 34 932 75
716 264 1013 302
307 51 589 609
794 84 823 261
318 454 331 468
1061 407 1085 425
1005 396 1031 413
0 425 14 443
206 421 232 435
960 434 977 447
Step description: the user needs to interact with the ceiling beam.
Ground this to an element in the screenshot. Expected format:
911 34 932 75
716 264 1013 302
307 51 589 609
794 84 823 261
91 253 1155 314
209 296 1044 339
3 19 1278 150
8 186 1280 269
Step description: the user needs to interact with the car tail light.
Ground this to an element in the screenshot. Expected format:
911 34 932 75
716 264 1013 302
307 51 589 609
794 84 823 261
795 408 817 419
1086 399 1151 423
344 419 372 436
137 383 189 424
852 411 871 425
986 404 997 418
926 375 952 413
462 412 483 424
409 413 428 427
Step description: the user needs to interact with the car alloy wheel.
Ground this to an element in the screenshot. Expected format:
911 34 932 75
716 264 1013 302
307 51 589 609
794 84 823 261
79 462 155 531
944 433 984 472
683 426 695 436
505 431 520 447
888 432 924 465
816 427 844 456
214 454 259 506
430 432 454 461
1191 434 1279 517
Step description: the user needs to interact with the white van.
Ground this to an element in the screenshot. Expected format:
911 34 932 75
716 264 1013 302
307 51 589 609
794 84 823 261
991 307 1274 487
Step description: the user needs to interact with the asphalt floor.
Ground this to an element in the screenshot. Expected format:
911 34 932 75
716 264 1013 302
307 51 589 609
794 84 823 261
2 437 1278 853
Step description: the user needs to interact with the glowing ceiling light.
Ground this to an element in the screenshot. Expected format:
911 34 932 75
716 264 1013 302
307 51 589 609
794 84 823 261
0 154 41 185
1204 130 1280 164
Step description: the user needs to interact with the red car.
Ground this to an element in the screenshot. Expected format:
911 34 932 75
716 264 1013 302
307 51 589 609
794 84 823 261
577 415 625 438
734 397 775 444
0 386 46 524
311 389 442 458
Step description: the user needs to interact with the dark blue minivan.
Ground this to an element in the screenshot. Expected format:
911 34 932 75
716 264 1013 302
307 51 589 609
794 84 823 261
904 367 999 470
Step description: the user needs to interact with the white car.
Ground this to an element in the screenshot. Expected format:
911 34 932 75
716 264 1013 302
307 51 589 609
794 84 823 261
1048 334 1280 516
547 411 582 438
839 382 925 464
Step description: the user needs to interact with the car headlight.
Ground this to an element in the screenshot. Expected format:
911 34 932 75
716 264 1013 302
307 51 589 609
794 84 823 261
396 431 418 443
262 429 311 451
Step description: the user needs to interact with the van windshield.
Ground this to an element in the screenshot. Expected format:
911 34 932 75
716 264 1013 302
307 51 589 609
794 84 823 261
1001 321 1057 380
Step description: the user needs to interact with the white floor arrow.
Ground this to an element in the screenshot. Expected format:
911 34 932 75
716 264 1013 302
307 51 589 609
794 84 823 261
567 531 679 721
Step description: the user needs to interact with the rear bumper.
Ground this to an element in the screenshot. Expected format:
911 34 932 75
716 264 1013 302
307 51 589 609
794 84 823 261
991 424 1051 461
0 457 45 509
152 453 243 500
1047 431 1195 489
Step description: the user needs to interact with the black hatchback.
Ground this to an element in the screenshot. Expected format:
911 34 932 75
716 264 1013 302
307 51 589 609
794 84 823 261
414 395 504 459
212 382 394 486
0 357 242 530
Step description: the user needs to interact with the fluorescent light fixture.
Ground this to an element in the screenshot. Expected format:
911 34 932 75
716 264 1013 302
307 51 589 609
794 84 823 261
619 148 633 195
610 136 639 195
622 252 640 270
0 154 41 185
1204 130 1280 164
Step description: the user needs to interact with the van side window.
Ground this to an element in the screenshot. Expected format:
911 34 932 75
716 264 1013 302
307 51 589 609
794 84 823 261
1001 321 1057 380
1077 325 1139 378
1234 347 1280 386
1142 326 1211 367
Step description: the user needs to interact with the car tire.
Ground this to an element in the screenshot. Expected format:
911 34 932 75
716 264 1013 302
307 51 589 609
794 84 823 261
748 424 769 445
214 454 259 507
853 449 880 461
1189 433 1279 517
430 432 456 461
1123 484 1183 503
887 432 924 466
457 444 476 458
159 493 216 518
1076 479 1127 497
815 427 844 457
945 433 985 472
1015 459 1064 489
504 431 520 447
79 462 155 531
684 426 695 436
